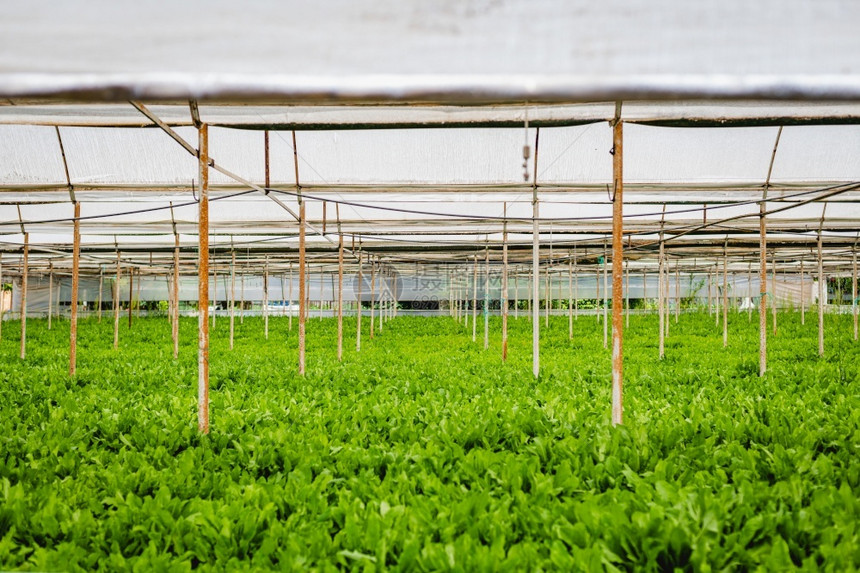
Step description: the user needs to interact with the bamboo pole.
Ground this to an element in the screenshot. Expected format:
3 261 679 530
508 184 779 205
760 199 768 376
263 257 269 340
544 260 550 328
625 260 630 328
127 263 134 329
531 127 540 379
723 247 729 348
675 262 680 323
20 233 28 360
229 251 235 350
288 263 293 331
771 250 777 335
70 203 80 376
800 259 806 325
172 235 179 358
484 245 490 350
818 232 824 356
568 257 573 339
611 114 624 426
197 123 210 434
595 262 600 324
574 253 579 320
472 255 478 342
370 259 376 339
337 234 344 361
48 261 53 330
113 252 120 349
356 248 362 352
98 265 104 323
852 250 857 341
502 214 508 361
299 202 307 374
603 243 608 349
658 235 665 359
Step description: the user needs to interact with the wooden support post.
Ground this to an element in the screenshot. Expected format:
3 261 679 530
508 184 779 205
818 232 825 356
173 235 179 358
127 263 134 329
20 233 28 360
502 213 508 361
471 256 478 341
337 234 344 361
70 202 80 376
98 265 104 323
568 257 573 339
197 123 210 434
288 263 293 331
595 262 600 324
771 250 777 335
852 250 857 341
370 259 375 339
574 252 579 320
532 128 540 379
759 198 768 376
263 257 269 340
625 260 630 328
48 261 53 330
544 260 550 328
229 251 235 350
113 252 120 349
748 261 753 323
658 235 665 359
299 203 307 373
723 246 729 348
611 113 624 426
800 259 806 325
603 242 608 349
484 245 490 350
212 267 217 328
356 248 362 352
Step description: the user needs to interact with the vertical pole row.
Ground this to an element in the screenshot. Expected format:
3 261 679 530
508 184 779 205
610 113 624 426
20 233 29 360
197 123 210 434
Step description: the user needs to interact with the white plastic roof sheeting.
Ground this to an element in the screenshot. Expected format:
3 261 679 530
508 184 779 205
2 0 860 102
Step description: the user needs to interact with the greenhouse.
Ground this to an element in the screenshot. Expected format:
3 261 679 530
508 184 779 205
1 1 859 570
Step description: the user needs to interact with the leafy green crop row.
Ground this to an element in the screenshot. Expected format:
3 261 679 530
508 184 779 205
1 311 858 570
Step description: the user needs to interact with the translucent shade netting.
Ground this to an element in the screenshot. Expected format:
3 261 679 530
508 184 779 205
4 124 860 188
